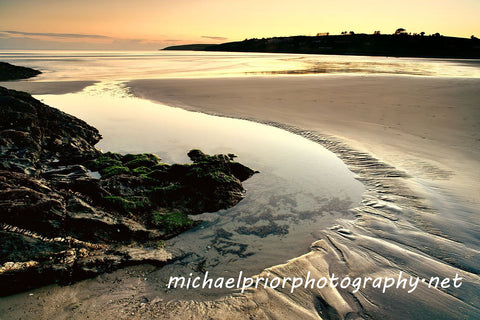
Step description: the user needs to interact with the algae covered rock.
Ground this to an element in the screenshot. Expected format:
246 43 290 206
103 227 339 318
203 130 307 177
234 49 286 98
81 148 256 235
0 86 256 295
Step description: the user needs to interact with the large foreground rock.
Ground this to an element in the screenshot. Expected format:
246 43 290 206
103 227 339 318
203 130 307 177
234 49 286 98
0 86 256 295
0 86 101 174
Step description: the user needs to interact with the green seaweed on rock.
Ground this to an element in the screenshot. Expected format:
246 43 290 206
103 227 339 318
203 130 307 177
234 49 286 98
132 166 152 175
123 153 161 169
102 195 152 215
152 210 197 233
100 165 130 178
0 86 257 295
82 148 256 233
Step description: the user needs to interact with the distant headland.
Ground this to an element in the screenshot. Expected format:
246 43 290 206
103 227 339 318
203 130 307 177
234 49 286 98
163 30 480 59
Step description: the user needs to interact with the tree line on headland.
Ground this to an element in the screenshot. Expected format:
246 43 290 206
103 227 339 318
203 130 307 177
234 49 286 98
163 28 480 59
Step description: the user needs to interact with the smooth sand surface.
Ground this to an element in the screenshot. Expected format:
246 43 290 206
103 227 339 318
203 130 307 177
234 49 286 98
130 75 480 319
1 75 479 319
0 80 96 95
128 76 480 208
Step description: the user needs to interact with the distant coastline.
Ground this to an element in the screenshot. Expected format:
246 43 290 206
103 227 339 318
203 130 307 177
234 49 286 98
163 44 216 51
163 34 480 59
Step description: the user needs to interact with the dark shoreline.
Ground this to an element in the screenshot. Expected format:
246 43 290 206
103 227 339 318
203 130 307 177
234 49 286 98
163 34 480 59
0 62 41 81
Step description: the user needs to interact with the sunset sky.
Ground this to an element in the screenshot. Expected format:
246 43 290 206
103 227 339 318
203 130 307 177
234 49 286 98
1 0 479 50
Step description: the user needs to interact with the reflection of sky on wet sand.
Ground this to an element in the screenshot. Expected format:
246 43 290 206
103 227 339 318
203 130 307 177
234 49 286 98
38 83 363 193
2 50 480 80
36 82 364 299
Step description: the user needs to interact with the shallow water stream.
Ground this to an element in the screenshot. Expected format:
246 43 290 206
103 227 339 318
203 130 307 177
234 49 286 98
35 81 364 298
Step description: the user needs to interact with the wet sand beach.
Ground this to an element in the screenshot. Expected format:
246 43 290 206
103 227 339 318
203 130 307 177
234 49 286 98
1 70 479 319
123 75 480 318
128 75 480 207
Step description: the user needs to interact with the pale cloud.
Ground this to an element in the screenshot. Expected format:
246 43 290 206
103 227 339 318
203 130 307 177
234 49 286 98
0 30 223 49
1 30 112 39
201 36 227 41
0 30 174 50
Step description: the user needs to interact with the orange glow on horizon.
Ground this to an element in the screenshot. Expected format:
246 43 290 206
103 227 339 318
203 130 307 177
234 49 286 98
0 0 479 49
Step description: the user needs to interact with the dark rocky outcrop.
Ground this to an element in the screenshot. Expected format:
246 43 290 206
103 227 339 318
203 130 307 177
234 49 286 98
169 34 480 59
0 86 256 295
0 86 101 174
0 62 41 81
